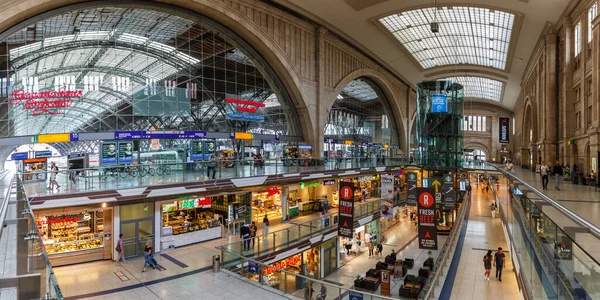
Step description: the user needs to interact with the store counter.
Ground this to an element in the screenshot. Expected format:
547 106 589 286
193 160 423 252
169 226 222 248
49 247 104 266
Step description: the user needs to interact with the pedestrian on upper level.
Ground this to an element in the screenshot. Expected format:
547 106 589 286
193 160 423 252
553 160 564 191
207 153 217 179
262 214 270 235
540 161 549 190
240 223 251 251
250 221 257 248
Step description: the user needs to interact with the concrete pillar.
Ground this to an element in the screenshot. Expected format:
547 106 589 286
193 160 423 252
521 147 530 169
544 32 558 163
281 186 289 221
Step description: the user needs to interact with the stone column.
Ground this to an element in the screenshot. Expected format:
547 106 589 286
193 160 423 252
521 147 530 169
544 32 558 163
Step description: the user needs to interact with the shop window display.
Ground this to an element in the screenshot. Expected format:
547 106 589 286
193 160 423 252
37 210 104 254
252 190 282 226
162 198 221 235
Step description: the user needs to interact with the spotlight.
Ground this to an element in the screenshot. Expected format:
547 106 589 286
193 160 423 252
430 22 439 33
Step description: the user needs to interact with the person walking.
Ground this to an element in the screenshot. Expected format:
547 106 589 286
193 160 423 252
368 241 374 258
540 162 549 190
483 250 493 281
262 214 270 235
142 241 157 272
249 221 257 248
115 234 126 265
48 162 60 190
552 160 564 191
490 202 496 218
493 247 506 281
207 153 217 179
376 242 383 258
240 223 251 251
317 283 327 300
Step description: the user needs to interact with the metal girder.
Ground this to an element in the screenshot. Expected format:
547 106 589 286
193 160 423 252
30 66 147 85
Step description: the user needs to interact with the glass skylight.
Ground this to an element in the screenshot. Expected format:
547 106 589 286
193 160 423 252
440 76 503 101
340 79 379 101
379 7 515 69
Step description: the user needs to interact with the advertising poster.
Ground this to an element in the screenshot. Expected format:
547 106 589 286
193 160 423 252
443 174 456 210
431 94 448 113
380 174 395 219
349 291 363 300
203 140 215 160
499 117 510 143
101 142 117 165
191 141 203 160
338 181 355 238
407 172 417 206
418 188 438 250
118 142 133 164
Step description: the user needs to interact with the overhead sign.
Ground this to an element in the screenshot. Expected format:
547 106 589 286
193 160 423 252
38 133 71 143
34 150 52 158
499 117 510 143
225 96 265 121
11 152 28 161
9 88 82 116
338 181 355 238
234 132 253 140
68 153 85 159
418 188 438 250
407 172 418 206
431 177 442 193
443 174 456 210
431 94 447 113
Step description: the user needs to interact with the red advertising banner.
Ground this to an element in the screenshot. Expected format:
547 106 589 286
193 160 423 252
338 181 355 238
418 188 438 250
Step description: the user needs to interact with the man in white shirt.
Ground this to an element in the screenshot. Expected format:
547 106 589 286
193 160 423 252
540 162 549 190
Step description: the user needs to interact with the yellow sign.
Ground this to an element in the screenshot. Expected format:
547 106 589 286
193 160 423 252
432 180 441 193
235 132 253 140
344 140 352 145
384 144 389 149
38 133 71 143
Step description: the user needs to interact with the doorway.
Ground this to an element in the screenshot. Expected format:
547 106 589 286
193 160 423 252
322 238 338 277
119 203 155 258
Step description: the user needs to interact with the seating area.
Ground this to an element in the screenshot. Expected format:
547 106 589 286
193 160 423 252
352 251 434 299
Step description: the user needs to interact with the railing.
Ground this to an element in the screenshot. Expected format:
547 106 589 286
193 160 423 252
490 166 600 300
0 175 63 299
19 157 412 196
419 192 470 299
217 197 398 264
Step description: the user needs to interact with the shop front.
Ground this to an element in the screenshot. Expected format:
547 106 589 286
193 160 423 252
286 180 338 219
246 246 321 292
353 175 381 201
34 205 113 266
252 187 283 227
158 192 251 249
339 219 380 265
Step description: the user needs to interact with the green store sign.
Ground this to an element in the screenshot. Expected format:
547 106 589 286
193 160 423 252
300 182 320 189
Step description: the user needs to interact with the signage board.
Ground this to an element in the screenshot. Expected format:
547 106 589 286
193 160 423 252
380 270 391 296
191 141 203 160
381 174 395 219
248 261 259 274
443 174 456 210
101 142 117 165
11 152 28 161
431 94 447 113
499 117 510 143
70 132 79 141
185 131 207 138
407 172 418 206
38 133 71 143
323 218 330 227
234 132 253 140
115 131 143 140
9 88 82 116
34 150 52 158
349 291 364 300
459 179 467 192
68 153 85 159
203 140 216 160
323 180 336 185
117 142 133 164
418 188 438 250
225 95 265 121
338 181 355 238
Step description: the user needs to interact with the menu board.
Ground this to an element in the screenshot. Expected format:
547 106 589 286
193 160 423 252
101 142 117 165
191 141 203 160
118 142 133 164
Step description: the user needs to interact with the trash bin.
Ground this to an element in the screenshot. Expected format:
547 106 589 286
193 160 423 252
212 255 221 273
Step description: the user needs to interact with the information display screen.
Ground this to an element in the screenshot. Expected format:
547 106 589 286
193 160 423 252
203 140 215 160
191 141 203 160
118 142 133 164
101 142 117 165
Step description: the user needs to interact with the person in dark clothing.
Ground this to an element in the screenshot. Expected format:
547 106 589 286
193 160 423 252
240 224 251 251
552 160 564 191
483 250 493 281
493 247 506 281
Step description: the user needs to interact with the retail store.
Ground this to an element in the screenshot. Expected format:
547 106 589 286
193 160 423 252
34 205 113 266
339 219 379 264
158 193 251 249
286 180 338 218
246 246 321 292
252 187 283 227
352 175 381 201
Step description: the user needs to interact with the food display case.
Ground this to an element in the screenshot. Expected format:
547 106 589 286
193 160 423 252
160 198 223 248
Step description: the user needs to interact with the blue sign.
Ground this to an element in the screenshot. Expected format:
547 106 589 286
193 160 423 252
275 134 280 141
68 153 86 159
11 152 28 161
226 113 265 121
185 131 207 139
422 178 429 188
70 132 79 141
229 132 235 139
333 215 339 225
248 261 258 274
459 180 466 192
115 131 143 140
349 291 363 300
431 94 448 113
104 233 111 238
34 150 52 158
323 218 330 227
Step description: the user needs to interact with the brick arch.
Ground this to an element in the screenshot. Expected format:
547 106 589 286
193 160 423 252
0 0 315 143
331 68 408 152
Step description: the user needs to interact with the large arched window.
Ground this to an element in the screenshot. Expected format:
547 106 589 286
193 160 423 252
0 5 300 138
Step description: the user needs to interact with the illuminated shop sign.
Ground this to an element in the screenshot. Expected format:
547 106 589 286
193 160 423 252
226 96 265 121
323 180 336 185
300 182 320 189
357 176 373 182
266 187 281 197
9 88 83 116
499 117 509 143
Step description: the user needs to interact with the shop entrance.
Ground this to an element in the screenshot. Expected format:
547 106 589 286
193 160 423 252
322 238 337 277
119 203 155 258
121 219 154 258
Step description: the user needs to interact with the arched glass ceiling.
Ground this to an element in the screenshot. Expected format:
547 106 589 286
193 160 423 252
379 6 515 69
440 76 503 102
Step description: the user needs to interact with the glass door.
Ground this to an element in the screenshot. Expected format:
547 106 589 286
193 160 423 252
120 218 154 258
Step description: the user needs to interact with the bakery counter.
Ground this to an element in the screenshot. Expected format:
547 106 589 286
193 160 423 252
168 226 222 248
48 247 104 267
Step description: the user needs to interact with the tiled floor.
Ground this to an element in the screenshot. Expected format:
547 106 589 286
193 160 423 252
448 184 521 300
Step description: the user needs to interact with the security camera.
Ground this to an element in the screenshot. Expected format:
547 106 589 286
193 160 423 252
430 22 439 33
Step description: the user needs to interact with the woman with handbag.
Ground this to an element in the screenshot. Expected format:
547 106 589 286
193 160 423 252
115 234 126 266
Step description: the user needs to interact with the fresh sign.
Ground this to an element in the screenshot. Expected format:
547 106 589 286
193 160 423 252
338 182 355 238
418 188 438 250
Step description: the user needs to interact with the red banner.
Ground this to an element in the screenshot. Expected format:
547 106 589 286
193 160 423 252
9 87 82 116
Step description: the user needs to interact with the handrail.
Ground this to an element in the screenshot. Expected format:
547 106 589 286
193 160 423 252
0 169 14 235
421 192 469 299
492 165 600 242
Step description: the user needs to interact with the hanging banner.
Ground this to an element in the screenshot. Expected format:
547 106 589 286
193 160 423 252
101 142 117 165
418 188 438 250
118 142 133 164
499 117 510 143
338 181 355 238
381 174 394 219
443 174 455 210
407 172 418 206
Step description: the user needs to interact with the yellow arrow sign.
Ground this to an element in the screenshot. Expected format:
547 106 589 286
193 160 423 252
432 180 441 193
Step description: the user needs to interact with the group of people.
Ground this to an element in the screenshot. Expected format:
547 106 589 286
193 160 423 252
114 234 160 272
367 240 384 258
538 160 565 191
240 215 270 251
482 247 506 282
204 152 265 179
